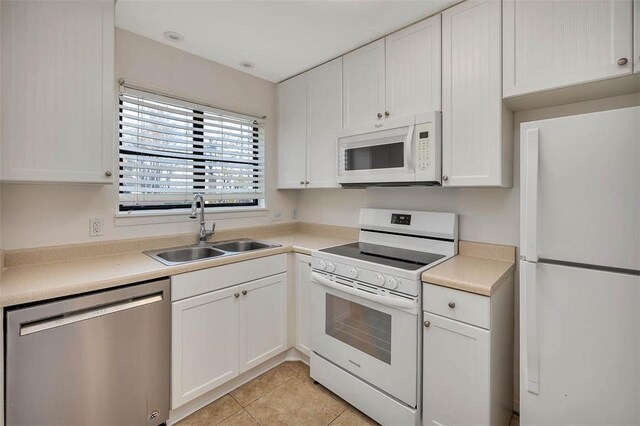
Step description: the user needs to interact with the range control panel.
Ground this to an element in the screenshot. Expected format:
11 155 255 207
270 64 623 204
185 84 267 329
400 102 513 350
391 213 412 225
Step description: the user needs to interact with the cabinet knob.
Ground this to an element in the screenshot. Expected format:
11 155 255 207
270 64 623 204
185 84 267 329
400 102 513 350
385 111 390 117
242 290 248 296
104 171 112 177
448 301 456 309
423 320 431 328
300 181 305 185
617 57 629 66
442 175 449 181
234 293 240 298
305 181 310 185
377 112 383 119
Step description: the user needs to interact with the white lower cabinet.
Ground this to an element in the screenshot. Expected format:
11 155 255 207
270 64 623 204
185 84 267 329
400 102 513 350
294 253 312 356
240 275 288 371
171 255 288 409
172 286 240 409
423 313 490 425
422 280 514 426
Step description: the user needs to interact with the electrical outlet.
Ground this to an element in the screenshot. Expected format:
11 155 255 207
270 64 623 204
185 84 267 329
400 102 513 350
272 210 282 222
90 218 104 237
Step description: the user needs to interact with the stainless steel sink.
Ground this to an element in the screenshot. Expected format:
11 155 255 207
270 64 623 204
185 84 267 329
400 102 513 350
144 239 281 266
146 246 226 266
210 239 278 253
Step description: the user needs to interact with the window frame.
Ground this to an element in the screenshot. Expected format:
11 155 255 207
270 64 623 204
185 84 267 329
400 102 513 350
117 92 263 213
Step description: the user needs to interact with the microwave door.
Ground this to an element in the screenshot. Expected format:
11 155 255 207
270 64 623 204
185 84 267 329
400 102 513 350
339 126 416 183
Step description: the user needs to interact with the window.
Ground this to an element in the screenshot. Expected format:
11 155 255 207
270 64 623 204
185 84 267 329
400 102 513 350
118 87 265 212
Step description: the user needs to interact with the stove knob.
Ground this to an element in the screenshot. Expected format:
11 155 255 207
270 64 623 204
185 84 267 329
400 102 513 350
386 277 398 289
375 274 386 286
349 267 360 279
326 262 336 272
318 260 327 270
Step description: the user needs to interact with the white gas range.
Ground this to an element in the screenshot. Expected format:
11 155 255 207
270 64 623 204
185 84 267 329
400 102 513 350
309 208 458 425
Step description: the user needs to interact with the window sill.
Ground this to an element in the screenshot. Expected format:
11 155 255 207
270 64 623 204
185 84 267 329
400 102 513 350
114 206 270 227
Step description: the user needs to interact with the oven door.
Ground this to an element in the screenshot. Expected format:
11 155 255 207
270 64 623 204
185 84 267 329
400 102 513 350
310 272 419 407
338 124 416 184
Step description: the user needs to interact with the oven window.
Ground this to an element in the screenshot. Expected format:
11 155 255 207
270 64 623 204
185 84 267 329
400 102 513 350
345 142 404 171
325 293 392 364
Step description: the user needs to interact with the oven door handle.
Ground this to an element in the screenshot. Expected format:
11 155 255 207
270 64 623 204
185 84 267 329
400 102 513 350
311 272 415 310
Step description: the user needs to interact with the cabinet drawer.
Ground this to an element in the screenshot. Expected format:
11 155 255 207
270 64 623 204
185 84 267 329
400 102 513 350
423 283 490 329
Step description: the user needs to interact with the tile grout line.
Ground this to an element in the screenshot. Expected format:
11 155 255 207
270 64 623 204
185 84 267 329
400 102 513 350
243 407 261 426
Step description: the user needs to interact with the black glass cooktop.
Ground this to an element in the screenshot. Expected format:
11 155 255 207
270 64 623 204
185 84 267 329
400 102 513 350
320 242 446 271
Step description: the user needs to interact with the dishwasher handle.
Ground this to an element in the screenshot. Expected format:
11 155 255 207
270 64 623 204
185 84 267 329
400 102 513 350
20 292 164 336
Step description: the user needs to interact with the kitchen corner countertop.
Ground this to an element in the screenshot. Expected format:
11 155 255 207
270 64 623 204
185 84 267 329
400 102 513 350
421 241 516 296
0 232 354 307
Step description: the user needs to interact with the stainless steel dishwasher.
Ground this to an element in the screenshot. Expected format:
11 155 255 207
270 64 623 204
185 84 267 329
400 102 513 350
5 279 170 426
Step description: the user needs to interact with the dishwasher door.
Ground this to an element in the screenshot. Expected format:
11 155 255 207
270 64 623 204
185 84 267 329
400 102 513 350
5 279 171 426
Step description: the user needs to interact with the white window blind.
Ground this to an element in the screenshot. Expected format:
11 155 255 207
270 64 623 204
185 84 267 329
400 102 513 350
118 87 265 210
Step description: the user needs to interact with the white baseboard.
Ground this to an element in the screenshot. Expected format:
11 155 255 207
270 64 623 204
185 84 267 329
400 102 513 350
168 347 307 425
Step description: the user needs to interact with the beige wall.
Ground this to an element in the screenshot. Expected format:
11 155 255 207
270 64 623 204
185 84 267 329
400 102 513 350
0 29 298 250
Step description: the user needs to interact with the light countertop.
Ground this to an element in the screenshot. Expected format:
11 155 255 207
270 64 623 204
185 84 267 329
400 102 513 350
421 241 516 296
0 232 354 307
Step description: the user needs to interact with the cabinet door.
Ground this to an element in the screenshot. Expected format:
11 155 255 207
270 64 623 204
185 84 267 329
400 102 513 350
442 0 509 187
306 58 342 188
385 15 441 119
239 273 287 372
1 0 114 183
423 312 490 426
634 0 640 74
342 39 386 130
294 254 312 356
503 0 633 97
277 73 307 188
172 286 240 409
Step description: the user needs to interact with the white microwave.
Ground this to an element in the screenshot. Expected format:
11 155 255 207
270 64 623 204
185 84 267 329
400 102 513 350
337 112 441 187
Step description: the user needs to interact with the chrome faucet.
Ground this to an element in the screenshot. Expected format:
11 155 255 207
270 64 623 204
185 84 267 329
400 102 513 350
189 194 215 244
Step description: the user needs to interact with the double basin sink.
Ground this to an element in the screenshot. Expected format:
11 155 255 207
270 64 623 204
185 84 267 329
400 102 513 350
144 239 281 266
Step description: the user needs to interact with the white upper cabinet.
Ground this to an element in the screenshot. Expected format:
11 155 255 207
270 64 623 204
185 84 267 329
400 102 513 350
306 58 342 188
634 0 640 74
278 58 341 189
385 15 442 119
342 39 386 130
1 0 115 183
277 73 307 188
503 0 634 98
342 17 442 131
442 0 512 187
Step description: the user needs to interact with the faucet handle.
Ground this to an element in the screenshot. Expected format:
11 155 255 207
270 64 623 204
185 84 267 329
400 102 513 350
207 222 216 236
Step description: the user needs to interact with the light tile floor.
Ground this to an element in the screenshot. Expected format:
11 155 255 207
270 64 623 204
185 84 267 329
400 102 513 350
178 361 520 426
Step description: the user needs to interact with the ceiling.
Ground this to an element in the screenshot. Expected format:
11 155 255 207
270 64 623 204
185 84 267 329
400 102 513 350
115 0 457 83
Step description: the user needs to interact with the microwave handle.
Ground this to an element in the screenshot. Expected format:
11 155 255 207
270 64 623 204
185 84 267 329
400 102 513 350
404 125 415 172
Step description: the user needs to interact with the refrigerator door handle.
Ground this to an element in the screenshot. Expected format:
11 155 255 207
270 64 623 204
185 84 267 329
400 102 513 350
522 128 539 262
523 261 540 395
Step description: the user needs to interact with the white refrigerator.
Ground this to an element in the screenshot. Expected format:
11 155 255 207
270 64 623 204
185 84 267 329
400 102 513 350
520 106 640 425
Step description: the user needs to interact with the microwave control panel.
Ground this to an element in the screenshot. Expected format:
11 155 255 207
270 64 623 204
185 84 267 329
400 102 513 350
415 122 434 173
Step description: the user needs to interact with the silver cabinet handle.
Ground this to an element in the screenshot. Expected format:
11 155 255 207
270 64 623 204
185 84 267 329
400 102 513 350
300 181 305 185
305 181 310 185
448 301 456 309
234 293 240 298
377 112 383 119
617 57 629 66
104 171 112 177
423 320 430 328
242 290 247 296
442 175 449 181
385 111 390 117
